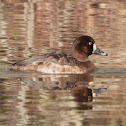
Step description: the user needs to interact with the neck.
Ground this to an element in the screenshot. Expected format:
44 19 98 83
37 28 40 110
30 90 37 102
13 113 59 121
72 52 89 62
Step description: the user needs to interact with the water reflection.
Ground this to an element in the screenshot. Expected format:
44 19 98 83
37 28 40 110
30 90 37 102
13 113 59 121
1 69 126 125
0 73 107 126
19 74 96 103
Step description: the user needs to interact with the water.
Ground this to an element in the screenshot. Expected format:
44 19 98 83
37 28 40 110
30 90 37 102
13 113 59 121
1 0 126 126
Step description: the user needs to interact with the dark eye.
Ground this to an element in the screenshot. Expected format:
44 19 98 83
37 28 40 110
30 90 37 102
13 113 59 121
89 42 92 45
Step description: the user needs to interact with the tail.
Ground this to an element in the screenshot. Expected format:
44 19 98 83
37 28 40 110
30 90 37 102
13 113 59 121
9 65 24 71
9 64 38 71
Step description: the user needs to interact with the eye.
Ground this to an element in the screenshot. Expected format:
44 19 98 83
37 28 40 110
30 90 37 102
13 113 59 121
89 42 92 45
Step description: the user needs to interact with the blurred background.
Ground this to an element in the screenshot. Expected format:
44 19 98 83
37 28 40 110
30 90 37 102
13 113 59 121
1 0 126 126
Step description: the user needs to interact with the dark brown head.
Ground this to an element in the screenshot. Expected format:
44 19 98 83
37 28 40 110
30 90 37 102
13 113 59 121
72 35 108 61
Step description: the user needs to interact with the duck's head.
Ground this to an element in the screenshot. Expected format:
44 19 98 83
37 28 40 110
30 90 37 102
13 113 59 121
72 35 108 61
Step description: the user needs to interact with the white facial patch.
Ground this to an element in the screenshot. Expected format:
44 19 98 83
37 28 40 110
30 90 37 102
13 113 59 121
93 44 97 52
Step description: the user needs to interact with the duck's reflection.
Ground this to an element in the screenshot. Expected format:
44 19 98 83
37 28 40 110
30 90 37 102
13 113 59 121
19 73 107 104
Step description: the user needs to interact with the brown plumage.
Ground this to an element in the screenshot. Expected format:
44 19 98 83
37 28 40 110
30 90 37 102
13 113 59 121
10 35 108 74
10 52 95 73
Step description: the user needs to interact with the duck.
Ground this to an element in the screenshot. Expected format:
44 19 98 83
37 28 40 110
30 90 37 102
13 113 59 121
10 35 108 74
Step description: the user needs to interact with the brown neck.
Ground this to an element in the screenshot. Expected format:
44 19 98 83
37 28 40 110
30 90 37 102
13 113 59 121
72 50 89 62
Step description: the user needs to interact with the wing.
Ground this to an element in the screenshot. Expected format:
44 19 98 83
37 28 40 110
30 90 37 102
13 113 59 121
11 52 80 66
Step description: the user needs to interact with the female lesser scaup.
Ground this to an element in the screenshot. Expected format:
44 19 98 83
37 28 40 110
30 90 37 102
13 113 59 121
10 35 108 74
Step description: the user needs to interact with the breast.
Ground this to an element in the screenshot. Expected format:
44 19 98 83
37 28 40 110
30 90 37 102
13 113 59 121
10 52 95 74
